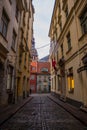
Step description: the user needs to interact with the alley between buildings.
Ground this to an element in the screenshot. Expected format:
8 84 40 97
0 94 86 130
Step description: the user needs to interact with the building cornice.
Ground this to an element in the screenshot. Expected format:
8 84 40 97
48 0 58 37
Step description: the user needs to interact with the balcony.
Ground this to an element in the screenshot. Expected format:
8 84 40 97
58 56 65 66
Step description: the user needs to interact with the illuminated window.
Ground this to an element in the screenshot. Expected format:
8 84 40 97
67 68 74 93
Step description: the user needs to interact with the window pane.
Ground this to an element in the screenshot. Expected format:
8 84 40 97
12 31 16 49
1 10 9 37
67 32 71 49
68 77 70 91
80 8 87 35
72 79 74 89
3 24 7 37
0 19 3 33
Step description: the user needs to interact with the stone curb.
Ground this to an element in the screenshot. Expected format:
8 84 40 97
48 95 87 126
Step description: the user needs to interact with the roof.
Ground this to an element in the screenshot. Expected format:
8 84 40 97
39 55 49 62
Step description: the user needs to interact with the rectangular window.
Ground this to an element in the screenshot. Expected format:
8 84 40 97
9 0 12 4
15 6 19 22
57 51 59 63
12 30 16 50
59 21 62 32
39 76 41 78
30 75 35 80
19 53 22 66
7 66 13 90
44 77 47 82
59 2 61 12
67 68 74 93
23 11 25 26
80 7 87 34
32 66 36 71
31 85 35 90
66 32 71 50
61 44 63 56
65 5 68 18
24 53 27 67
0 9 9 38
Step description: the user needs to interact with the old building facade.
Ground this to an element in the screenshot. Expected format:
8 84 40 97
0 0 34 105
30 61 37 93
37 57 51 93
0 0 24 105
49 0 87 108
16 0 34 101
30 38 38 93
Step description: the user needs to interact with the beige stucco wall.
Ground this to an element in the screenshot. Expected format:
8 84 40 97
16 0 34 101
49 0 87 106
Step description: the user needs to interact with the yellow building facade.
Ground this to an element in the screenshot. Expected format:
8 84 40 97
0 0 24 105
16 0 34 101
49 0 87 108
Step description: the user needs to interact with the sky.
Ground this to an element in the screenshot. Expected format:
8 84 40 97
33 0 55 59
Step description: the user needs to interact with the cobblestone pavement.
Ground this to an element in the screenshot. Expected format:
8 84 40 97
0 94 87 130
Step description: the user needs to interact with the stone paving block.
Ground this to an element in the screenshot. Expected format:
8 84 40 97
0 95 87 130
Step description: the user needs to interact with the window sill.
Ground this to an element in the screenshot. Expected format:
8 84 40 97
66 47 72 54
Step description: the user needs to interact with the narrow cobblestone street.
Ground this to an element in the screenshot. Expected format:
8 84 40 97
0 94 86 130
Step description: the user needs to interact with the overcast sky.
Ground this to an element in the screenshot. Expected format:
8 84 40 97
33 0 55 59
